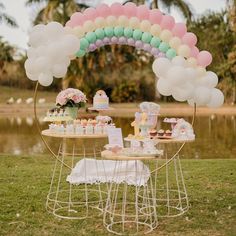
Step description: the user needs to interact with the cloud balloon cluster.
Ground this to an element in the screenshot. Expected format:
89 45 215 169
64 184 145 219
24 22 80 86
152 56 224 108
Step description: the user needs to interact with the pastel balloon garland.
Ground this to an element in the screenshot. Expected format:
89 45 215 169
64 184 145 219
25 2 224 108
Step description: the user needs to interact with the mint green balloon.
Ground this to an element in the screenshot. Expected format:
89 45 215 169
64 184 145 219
150 37 161 48
166 48 176 59
114 26 124 37
133 29 142 40
104 27 114 37
85 32 96 43
141 32 152 43
124 28 133 38
76 49 86 57
80 38 89 50
95 29 105 39
159 42 169 52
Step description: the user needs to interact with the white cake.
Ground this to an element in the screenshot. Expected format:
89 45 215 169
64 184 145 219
93 90 109 109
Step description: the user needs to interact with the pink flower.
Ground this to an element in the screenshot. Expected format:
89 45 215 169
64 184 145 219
56 88 86 107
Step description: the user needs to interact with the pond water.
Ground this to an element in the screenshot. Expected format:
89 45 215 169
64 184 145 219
0 115 235 159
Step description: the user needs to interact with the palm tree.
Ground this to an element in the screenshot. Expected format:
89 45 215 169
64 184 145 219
128 0 193 22
26 0 87 25
0 2 18 27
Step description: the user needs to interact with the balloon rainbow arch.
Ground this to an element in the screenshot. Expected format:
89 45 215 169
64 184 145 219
25 2 224 108
25 2 224 167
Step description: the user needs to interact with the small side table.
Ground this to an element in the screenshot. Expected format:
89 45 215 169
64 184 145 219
101 150 160 235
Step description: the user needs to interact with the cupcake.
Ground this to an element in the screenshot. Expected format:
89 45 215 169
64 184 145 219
165 130 172 137
158 129 164 136
149 129 157 137
81 119 87 127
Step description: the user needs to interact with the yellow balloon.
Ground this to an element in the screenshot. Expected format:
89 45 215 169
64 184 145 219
160 29 172 42
95 17 107 28
140 20 151 32
150 24 161 37
197 66 206 76
106 16 117 27
177 44 190 58
169 37 181 49
187 57 197 67
83 20 95 32
118 15 129 27
129 17 140 29
73 26 85 38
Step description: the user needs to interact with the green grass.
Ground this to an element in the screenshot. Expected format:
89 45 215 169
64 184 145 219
0 156 235 236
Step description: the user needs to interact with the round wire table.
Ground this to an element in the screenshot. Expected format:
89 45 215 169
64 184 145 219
42 131 108 219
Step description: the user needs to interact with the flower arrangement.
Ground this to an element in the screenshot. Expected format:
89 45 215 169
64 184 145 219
56 88 87 108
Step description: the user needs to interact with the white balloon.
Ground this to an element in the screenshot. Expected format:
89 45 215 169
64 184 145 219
27 47 37 59
171 56 187 67
61 35 80 55
26 72 38 81
34 57 51 73
172 83 194 101
52 64 68 78
24 59 38 75
207 88 224 108
156 78 172 96
45 21 64 40
152 58 171 78
55 56 71 67
193 86 211 105
47 43 62 59
38 73 53 86
202 71 218 88
185 67 198 81
29 31 47 47
166 66 187 85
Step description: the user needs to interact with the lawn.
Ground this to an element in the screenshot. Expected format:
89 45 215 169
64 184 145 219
0 155 235 236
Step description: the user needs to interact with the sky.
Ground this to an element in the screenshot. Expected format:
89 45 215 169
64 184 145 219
0 0 226 51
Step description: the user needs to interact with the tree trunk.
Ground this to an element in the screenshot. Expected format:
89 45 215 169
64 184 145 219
153 0 158 9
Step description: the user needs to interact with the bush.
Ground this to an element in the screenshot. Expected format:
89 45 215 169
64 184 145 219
111 80 139 102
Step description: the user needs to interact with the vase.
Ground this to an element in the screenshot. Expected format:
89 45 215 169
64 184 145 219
65 107 78 120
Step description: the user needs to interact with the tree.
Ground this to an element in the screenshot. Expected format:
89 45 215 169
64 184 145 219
26 0 88 25
0 2 17 27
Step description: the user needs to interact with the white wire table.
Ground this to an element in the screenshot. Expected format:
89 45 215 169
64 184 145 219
101 138 194 235
42 130 109 220
101 150 160 235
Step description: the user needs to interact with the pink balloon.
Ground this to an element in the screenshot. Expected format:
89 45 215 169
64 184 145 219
160 15 175 30
136 5 149 20
172 23 187 37
124 2 137 18
110 3 123 16
182 32 197 47
83 7 98 21
197 51 212 67
65 20 73 27
70 12 87 26
96 3 111 17
149 9 162 24
191 46 199 57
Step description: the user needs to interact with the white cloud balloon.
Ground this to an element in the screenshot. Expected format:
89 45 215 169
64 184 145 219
25 21 80 86
152 56 224 107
